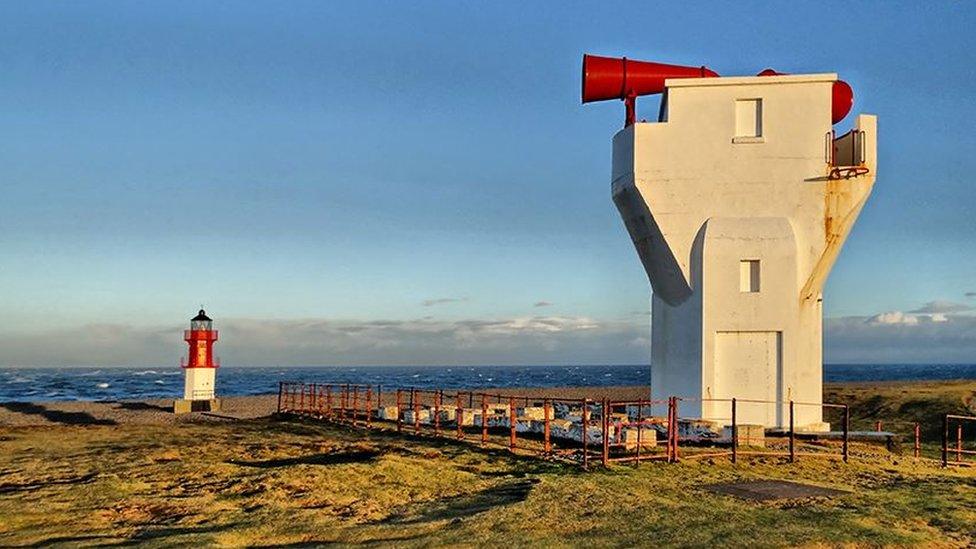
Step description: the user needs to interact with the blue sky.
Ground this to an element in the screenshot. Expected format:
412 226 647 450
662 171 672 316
1 2 974 366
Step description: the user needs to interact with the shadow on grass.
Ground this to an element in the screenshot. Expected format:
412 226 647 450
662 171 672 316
269 415 567 476
0 472 98 495
0 402 117 426
30 533 124 547
249 530 431 547
114 401 172 413
228 450 381 468
31 523 242 547
383 478 539 525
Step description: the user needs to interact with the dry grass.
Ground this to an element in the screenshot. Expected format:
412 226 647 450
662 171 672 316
0 380 975 547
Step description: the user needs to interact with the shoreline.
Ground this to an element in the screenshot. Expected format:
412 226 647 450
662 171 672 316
2 379 974 427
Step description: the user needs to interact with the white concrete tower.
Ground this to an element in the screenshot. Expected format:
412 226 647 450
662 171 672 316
604 66 876 429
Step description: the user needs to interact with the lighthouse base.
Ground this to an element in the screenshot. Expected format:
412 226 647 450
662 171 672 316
173 398 222 415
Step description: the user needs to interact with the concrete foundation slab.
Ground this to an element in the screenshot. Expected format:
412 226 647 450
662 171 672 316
705 480 847 501
173 398 221 415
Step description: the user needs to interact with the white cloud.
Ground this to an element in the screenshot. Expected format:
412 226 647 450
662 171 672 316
866 311 919 326
827 312 976 364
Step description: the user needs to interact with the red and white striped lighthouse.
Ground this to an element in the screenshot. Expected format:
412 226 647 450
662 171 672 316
181 309 219 402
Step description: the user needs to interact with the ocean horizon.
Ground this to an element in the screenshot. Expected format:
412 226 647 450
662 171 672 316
1 363 975 403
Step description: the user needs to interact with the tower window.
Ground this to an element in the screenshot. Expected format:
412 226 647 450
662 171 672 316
740 260 760 292
735 99 763 139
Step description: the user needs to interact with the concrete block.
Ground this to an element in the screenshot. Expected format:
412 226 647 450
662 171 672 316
549 418 575 439
724 424 766 448
455 408 478 426
376 405 399 420
566 422 614 445
402 409 430 425
516 406 547 420
678 419 723 440
490 405 511 416
618 427 658 450
435 408 456 423
552 402 576 419
474 413 510 428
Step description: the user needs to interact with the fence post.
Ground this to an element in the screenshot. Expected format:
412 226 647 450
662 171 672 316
842 404 850 463
352 386 359 424
581 399 589 470
635 399 643 466
942 415 949 467
335 384 341 419
789 400 795 463
544 398 552 456
602 398 610 468
347 384 353 421
456 392 464 440
875 420 882 432
669 397 680 463
396 389 403 433
666 397 673 463
277 382 283 413
957 423 963 463
731 397 737 464
366 387 372 428
311 383 317 414
481 394 488 447
674 397 680 462
413 390 421 434
325 385 333 418
509 397 516 452
914 422 921 459
434 391 441 436
299 383 305 413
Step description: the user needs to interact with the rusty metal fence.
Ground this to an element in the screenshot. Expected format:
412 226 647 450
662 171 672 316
942 414 976 467
275 381 946 469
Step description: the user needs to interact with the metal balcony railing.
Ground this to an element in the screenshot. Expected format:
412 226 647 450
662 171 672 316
824 129 869 180
180 356 221 368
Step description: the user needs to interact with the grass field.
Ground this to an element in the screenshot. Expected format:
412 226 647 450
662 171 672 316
1 381 974 547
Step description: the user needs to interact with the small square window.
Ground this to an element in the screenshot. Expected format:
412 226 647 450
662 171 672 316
740 260 760 293
735 99 762 138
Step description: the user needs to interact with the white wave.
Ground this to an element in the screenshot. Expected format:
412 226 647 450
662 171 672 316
154 380 167 384
132 370 158 376
96 382 110 389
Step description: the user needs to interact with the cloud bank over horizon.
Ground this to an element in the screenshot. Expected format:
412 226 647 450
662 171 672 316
0 315 649 368
1 305 973 368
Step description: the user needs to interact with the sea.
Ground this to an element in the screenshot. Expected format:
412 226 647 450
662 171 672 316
1 364 975 403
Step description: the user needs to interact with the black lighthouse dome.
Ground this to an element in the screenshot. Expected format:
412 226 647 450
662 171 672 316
191 309 213 331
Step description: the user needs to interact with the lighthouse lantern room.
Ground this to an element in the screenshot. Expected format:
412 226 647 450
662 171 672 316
173 309 221 414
